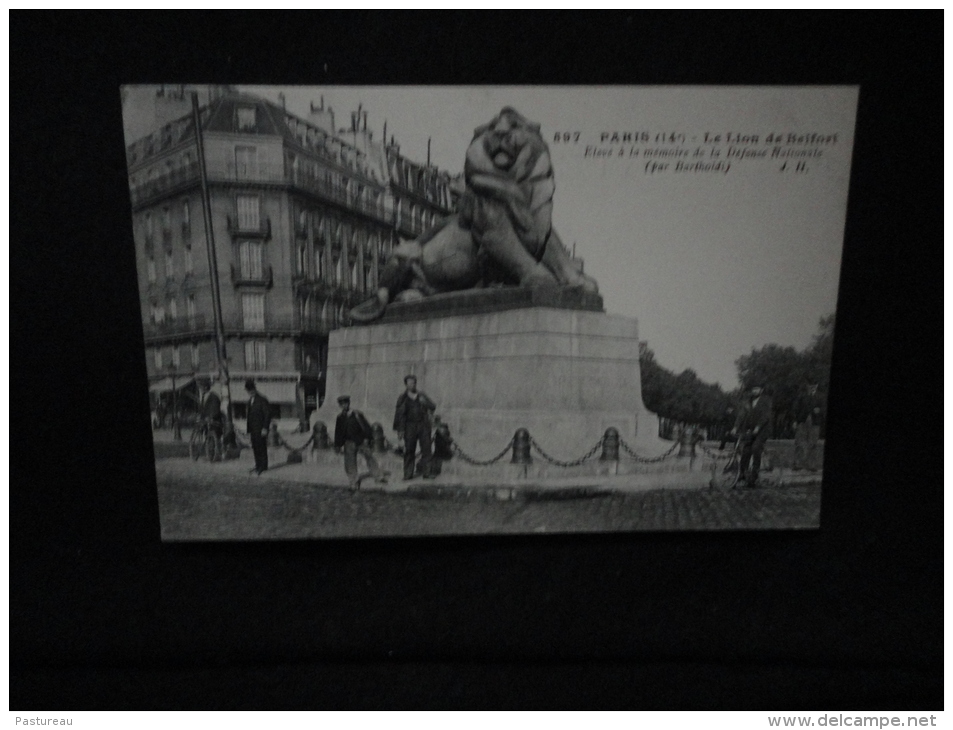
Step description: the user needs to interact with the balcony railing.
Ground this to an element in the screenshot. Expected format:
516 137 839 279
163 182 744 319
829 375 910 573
143 314 208 338
287 166 395 225
203 161 396 227
226 215 272 239
230 264 274 288
129 162 201 207
129 158 446 236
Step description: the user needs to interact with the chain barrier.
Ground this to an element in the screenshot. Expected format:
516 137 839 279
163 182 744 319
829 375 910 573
451 439 514 466
618 437 680 463
276 433 314 453
696 441 736 460
529 436 605 467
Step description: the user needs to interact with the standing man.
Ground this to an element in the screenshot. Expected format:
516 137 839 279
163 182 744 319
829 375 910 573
734 384 774 487
393 374 437 480
245 378 271 475
334 395 386 489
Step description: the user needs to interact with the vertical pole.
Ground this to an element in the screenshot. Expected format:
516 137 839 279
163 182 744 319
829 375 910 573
191 93 232 424
171 368 181 441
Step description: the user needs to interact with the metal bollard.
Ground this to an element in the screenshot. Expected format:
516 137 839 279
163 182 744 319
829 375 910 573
371 422 387 452
600 427 620 461
313 421 330 449
511 428 532 464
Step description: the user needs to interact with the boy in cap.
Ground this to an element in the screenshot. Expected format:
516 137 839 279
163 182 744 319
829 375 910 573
334 395 386 489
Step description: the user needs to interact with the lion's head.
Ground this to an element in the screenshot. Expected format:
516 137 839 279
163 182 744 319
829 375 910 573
465 107 549 183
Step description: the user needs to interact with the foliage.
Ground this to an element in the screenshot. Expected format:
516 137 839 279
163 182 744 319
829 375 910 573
639 314 835 439
734 314 835 437
639 343 732 426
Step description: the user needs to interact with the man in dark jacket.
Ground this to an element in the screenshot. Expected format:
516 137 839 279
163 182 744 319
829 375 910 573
334 395 385 489
198 378 224 436
245 378 271 475
734 384 773 486
393 374 437 480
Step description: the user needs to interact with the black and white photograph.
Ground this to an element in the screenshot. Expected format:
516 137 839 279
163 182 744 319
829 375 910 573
12 11 942 713
122 84 857 540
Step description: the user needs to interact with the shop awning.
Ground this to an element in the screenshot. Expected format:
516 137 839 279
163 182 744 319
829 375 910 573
148 376 195 393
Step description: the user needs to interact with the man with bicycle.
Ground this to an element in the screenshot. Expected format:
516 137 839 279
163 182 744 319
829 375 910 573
199 378 224 447
733 384 773 487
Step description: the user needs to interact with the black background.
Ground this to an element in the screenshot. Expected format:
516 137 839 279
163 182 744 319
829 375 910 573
10 12 943 709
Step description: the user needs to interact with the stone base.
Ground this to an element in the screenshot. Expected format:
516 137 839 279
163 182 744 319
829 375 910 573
377 286 604 324
316 306 667 462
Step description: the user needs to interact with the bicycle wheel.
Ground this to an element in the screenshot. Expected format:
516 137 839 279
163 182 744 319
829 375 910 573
189 429 202 460
205 434 217 462
710 450 741 490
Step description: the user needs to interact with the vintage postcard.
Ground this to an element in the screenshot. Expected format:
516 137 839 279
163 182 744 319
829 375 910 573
121 85 857 539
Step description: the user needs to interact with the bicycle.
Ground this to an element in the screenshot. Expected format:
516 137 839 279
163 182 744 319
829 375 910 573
709 432 783 490
189 418 223 462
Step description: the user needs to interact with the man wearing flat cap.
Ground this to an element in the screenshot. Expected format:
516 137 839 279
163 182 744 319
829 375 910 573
334 395 385 489
393 374 437 480
245 378 271 475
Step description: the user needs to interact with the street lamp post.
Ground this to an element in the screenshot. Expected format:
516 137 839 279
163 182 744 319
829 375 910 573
168 364 182 441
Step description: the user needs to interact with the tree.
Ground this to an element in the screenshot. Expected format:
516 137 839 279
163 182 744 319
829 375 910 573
733 314 835 438
639 343 732 428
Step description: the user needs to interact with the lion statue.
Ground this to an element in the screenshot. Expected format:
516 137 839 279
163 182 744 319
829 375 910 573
350 107 599 322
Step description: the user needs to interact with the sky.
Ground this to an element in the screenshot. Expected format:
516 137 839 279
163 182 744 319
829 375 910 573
231 85 859 389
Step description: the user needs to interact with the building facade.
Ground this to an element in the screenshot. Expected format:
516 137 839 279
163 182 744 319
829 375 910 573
126 90 453 425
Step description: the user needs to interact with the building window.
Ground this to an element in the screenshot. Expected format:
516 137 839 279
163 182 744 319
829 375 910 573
145 212 154 238
333 254 344 286
242 293 265 329
154 348 162 369
162 207 172 232
239 241 263 278
182 200 191 231
237 106 257 132
350 259 359 290
236 195 260 229
165 249 174 277
187 294 196 323
168 297 177 321
147 254 156 283
171 345 180 368
244 341 267 370
155 303 166 323
235 146 257 179
297 245 306 274
315 244 324 280
191 343 200 367
184 242 193 274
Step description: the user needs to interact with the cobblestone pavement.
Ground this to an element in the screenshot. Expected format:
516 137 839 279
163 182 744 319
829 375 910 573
156 460 821 540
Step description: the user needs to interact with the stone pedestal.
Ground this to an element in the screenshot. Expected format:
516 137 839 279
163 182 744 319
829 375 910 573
317 298 664 463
